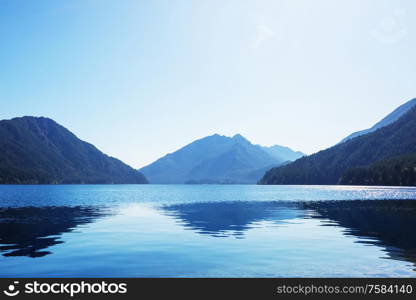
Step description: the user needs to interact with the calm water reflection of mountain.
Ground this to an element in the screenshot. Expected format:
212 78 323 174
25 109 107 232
0 206 107 257
162 201 303 237
1 199 416 272
302 200 416 268
162 200 416 268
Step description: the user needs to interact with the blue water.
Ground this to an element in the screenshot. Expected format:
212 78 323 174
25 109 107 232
0 185 415 277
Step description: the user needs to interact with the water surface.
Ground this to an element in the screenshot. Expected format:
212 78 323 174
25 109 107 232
0 185 415 277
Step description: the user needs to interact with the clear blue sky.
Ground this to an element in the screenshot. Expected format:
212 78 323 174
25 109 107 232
1 0 415 168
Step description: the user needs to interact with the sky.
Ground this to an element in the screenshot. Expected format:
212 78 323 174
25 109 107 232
0 0 415 168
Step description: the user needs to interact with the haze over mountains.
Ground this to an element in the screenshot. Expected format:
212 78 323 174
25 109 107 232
260 98 416 186
140 134 304 184
1 98 415 186
0 117 148 184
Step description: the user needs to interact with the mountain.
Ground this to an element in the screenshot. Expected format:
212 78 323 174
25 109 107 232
263 145 305 161
0 116 148 184
260 102 416 185
340 98 416 143
140 134 304 184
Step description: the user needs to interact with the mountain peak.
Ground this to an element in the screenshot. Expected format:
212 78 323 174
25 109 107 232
8 116 63 132
12 116 54 122
232 133 250 143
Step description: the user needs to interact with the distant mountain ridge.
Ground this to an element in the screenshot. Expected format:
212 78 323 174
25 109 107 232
340 98 416 143
263 144 305 162
260 100 416 185
140 134 304 184
0 116 148 184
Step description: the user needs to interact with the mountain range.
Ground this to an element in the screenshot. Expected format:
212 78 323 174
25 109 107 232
260 98 416 186
139 134 304 184
0 117 148 184
2 98 415 186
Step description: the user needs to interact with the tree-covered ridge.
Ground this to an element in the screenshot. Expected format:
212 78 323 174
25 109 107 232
339 153 416 186
0 117 148 184
259 105 416 185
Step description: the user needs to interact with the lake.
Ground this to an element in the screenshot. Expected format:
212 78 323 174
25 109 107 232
0 184 415 277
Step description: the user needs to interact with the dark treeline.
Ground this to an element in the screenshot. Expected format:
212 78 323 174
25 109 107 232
340 153 416 186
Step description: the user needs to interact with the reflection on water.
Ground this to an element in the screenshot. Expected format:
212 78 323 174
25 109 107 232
0 184 415 277
302 200 416 268
162 200 416 268
1 200 416 269
0 206 106 257
162 201 302 237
